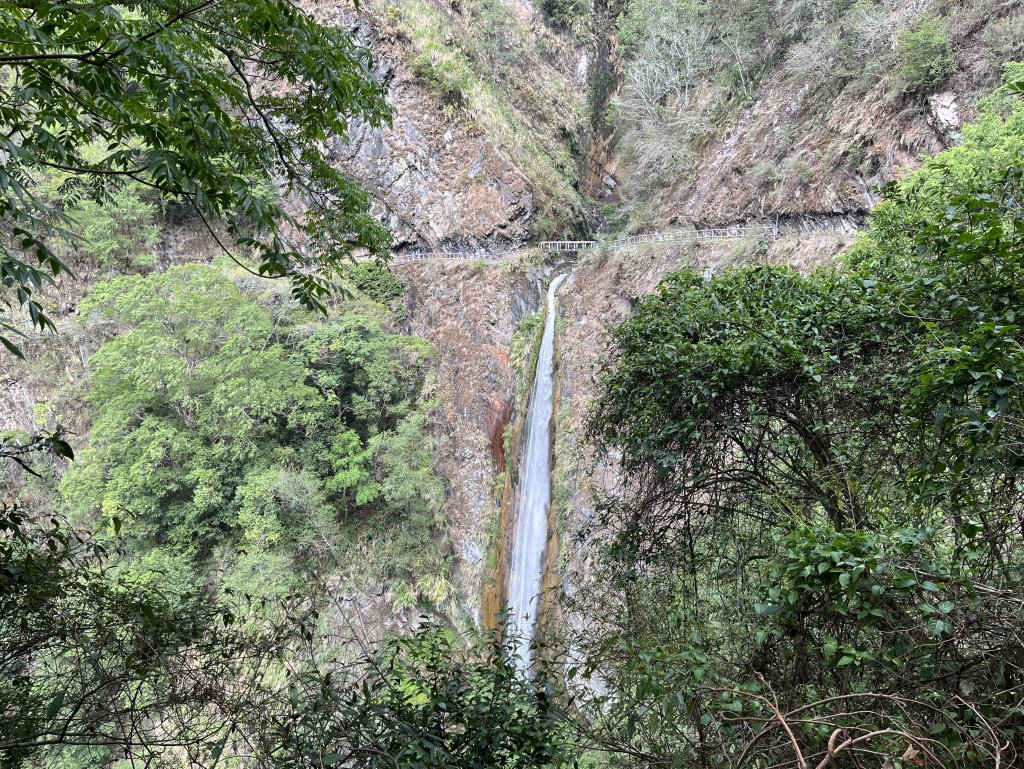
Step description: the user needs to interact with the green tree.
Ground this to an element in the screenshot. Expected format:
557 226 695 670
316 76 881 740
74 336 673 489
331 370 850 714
235 467 334 553
30 143 164 271
896 16 956 92
370 413 445 523
61 265 438 564
300 313 434 434
62 265 322 555
273 622 570 769
576 81 1024 768
0 0 392 356
2 493 567 769
0 500 286 768
343 261 407 305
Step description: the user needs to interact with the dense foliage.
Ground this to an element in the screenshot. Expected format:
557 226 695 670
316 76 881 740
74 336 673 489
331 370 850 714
276 623 568 769
0 0 392 356
0 500 285 767
32 145 164 271
578 79 1024 767
59 264 446 601
1 492 564 769
897 16 956 92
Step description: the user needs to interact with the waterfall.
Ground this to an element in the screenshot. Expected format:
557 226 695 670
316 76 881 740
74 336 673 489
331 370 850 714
508 273 567 671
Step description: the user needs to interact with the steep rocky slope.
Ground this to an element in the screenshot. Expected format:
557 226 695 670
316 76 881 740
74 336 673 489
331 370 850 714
305 0 589 248
393 259 547 621
1 0 589 430
600 0 1022 229
305 8 534 250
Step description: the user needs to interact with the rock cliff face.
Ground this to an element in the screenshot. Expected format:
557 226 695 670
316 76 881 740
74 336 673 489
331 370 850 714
395 260 546 620
660 81 955 226
599 0 1020 228
297 7 1021 627
298 7 538 252
307 0 589 249
331 116 534 251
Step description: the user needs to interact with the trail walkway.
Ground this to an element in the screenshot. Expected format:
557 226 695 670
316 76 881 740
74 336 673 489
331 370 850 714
389 225 778 266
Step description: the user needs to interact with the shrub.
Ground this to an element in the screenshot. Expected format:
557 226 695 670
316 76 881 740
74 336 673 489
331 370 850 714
897 17 955 92
982 14 1024 67
71 186 162 269
369 413 444 525
751 160 780 188
975 62 1024 116
344 261 405 304
411 43 473 107
842 142 868 174
540 0 590 35
788 157 815 185
511 311 543 400
772 122 797 159
1004 61 1024 89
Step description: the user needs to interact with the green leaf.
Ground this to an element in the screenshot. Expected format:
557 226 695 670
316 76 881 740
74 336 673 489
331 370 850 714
49 437 74 460
0 335 25 359
45 692 64 720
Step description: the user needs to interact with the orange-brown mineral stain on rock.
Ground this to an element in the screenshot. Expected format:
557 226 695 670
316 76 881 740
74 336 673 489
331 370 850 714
483 393 513 473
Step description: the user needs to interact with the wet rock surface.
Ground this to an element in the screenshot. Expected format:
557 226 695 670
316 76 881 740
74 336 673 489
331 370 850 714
396 260 545 623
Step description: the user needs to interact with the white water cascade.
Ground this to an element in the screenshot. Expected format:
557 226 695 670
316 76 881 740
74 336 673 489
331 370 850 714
508 273 567 672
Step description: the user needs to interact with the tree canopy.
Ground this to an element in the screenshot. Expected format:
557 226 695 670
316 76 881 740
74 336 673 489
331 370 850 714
577 74 1024 768
0 0 392 356
59 265 445 604
1 494 565 769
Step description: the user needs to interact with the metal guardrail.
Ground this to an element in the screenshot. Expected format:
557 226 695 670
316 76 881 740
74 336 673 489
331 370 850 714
538 240 598 253
390 248 530 266
602 225 776 251
389 225 779 266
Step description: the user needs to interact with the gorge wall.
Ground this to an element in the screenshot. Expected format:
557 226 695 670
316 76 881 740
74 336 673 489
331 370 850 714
3 0 1020 636
602 0 1020 228
369 0 1021 626
306 0 903 625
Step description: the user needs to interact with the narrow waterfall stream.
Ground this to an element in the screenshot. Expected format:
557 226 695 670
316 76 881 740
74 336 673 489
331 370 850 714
508 273 567 671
